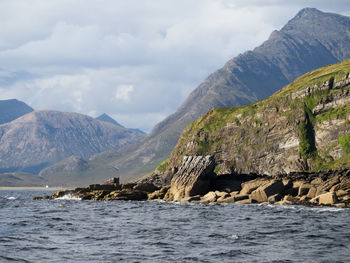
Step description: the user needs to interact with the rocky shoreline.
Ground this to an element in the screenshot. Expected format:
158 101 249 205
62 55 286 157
34 156 350 208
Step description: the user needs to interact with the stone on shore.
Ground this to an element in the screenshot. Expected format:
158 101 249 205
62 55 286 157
166 155 215 202
318 192 337 205
240 179 268 195
250 180 284 203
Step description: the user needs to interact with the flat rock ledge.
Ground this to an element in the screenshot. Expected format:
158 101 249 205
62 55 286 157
34 169 350 208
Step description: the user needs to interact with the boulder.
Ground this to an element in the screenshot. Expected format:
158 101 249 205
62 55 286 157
240 178 268 195
306 187 317 199
217 196 235 203
318 192 337 205
250 180 284 203
166 155 215 201
201 191 217 203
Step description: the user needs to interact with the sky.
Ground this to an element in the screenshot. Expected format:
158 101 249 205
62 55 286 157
0 1 349 132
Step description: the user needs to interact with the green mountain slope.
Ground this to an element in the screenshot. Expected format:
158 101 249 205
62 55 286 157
152 59 350 184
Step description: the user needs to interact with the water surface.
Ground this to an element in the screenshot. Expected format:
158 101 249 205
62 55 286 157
1 190 349 262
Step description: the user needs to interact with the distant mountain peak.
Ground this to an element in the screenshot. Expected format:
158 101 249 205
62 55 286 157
0 98 34 125
296 7 322 17
96 113 124 128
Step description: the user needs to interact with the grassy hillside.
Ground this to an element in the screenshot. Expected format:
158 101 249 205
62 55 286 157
160 59 350 175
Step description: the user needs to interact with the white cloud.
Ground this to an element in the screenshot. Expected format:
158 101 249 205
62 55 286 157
115 85 134 102
0 0 349 131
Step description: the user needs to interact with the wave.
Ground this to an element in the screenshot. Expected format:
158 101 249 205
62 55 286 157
56 193 81 200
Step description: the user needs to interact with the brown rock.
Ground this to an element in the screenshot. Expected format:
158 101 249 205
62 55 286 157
311 178 323 185
240 178 268 195
201 191 217 203
148 186 170 200
167 155 215 201
318 192 337 205
306 187 317 199
230 191 239 197
217 196 236 203
251 180 284 203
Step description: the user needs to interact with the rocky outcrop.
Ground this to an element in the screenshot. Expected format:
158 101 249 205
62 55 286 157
164 156 215 202
34 180 159 201
34 168 350 208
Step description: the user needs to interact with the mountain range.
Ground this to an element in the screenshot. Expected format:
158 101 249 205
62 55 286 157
0 110 145 176
42 8 350 185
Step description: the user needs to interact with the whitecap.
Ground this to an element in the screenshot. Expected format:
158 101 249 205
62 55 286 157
56 194 81 200
6 196 17 200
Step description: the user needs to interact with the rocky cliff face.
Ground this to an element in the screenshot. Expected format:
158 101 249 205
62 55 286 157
70 8 350 182
153 59 350 184
0 110 145 174
0 99 33 125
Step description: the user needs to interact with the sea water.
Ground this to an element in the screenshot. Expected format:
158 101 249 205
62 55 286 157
1 190 349 263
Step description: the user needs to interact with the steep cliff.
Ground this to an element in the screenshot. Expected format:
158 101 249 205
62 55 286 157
154 59 350 183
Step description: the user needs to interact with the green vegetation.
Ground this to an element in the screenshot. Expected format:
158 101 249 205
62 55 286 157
169 59 350 172
339 134 350 154
317 104 350 122
155 159 169 172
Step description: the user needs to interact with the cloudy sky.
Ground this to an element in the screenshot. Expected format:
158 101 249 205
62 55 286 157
0 0 349 132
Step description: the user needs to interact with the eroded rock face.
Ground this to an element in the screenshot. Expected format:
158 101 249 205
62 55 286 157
164 155 215 202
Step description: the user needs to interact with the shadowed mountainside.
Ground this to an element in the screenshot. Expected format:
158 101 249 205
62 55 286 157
0 99 33 125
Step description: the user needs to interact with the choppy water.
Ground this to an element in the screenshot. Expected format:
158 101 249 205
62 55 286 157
1 190 350 263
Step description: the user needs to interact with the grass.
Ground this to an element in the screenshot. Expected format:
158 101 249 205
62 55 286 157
339 134 350 154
